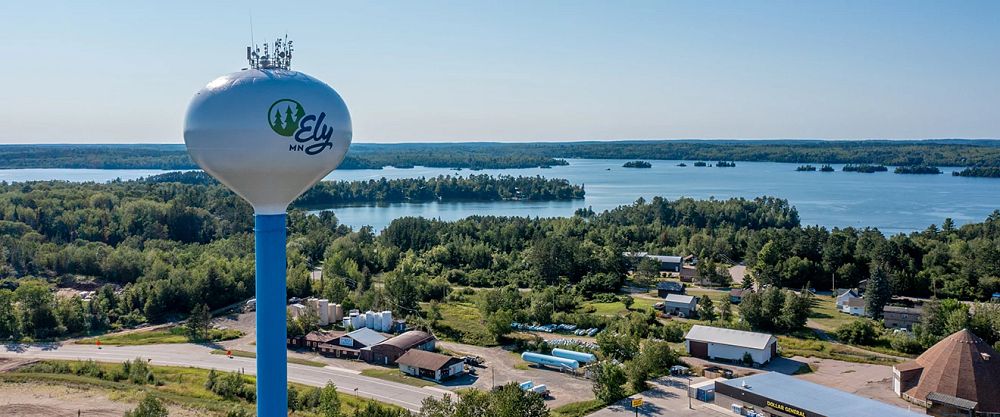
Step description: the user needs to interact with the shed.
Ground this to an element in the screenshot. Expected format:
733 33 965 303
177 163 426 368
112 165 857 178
729 288 748 304
685 325 777 365
368 330 436 365
664 294 698 317
656 281 686 297
842 297 868 316
396 350 465 382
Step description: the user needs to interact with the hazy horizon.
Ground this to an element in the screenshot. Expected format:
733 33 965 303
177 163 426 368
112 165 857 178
2 1 998 144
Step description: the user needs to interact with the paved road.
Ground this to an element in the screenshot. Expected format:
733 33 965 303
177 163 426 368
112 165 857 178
0 342 442 411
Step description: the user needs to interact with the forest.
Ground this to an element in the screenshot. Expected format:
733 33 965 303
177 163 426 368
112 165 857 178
3 140 1000 171
0 174 998 344
145 171 585 205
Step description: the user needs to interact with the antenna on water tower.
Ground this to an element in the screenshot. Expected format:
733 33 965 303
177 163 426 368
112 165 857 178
184 38 352 417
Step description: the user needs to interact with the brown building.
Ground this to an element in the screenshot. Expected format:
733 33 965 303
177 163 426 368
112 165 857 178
883 306 923 330
893 329 1000 417
368 330 436 365
396 350 465 382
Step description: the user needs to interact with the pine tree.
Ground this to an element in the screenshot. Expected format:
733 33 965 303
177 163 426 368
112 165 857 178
866 262 893 320
272 110 283 131
283 106 296 134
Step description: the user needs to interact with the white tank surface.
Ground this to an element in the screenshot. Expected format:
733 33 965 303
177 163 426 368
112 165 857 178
317 299 329 325
381 311 392 332
184 68 352 215
350 314 362 329
365 311 376 329
334 304 343 321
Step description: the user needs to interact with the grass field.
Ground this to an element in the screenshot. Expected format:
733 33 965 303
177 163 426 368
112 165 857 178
424 300 496 346
208 349 327 367
76 327 243 346
4 360 392 417
360 368 439 388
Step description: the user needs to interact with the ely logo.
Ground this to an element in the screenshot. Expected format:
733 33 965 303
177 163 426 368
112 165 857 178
268 99 335 156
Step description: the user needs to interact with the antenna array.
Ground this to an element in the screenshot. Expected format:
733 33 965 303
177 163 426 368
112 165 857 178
247 35 293 70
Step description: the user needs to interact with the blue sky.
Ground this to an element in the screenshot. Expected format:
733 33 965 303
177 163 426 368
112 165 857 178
0 1 997 143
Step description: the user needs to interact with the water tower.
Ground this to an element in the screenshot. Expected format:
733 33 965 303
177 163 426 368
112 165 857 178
183 37 351 416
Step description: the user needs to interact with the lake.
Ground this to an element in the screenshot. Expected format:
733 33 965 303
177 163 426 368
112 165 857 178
2 159 997 235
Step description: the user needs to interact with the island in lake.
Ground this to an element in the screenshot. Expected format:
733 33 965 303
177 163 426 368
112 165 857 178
693 161 708 167
796 165 817 171
843 164 888 173
953 166 1000 178
895 165 941 174
677 163 687 167
820 164 835 172
622 160 652 168
716 161 736 167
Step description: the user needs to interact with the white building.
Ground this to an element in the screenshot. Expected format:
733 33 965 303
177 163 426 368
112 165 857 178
684 325 777 365
841 297 868 316
836 289 861 309
664 294 698 317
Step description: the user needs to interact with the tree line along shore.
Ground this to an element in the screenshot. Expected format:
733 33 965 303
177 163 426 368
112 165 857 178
1 141 999 177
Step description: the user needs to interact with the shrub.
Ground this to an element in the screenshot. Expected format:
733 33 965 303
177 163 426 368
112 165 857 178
835 319 880 345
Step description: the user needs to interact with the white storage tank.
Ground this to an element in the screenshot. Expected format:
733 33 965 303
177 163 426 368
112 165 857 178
381 311 392 332
333 304 343 321
317 299 329 325
365 310 376 329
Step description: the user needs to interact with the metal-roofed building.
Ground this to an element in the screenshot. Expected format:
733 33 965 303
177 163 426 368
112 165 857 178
657 281 686 297
716 372 925 417
368 330 436 365
664 294 698 317
685 324 777 365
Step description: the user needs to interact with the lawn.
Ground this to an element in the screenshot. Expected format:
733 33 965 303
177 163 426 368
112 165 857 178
360 368 439 388
807 295 860 331
4 360 393 417
552 399 606 417
76 326 243 346
208 349 327 367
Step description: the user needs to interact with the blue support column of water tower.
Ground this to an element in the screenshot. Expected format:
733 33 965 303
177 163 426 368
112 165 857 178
183 37 352 417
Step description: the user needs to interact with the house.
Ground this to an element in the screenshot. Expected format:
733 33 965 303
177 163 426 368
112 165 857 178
884 306 923 330
893 329 1000 416
302 331 341 349
842 297 867 316
396 350 465 382
368 330 436 365
623 252 682 272
685 325 778 365
663 294 698 317
729 288 748 304
680 266 700 283
836 289 861 309
316 327 387 360
656 281 686 297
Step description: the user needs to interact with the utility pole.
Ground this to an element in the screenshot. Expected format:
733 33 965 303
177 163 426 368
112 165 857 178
687 376 692 409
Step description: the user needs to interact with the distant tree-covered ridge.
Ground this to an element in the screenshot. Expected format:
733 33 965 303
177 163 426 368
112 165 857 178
2 140 1000 170
143 171 584 205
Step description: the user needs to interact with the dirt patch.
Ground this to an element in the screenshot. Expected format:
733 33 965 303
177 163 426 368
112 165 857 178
0 382 203 417
791 356 912 409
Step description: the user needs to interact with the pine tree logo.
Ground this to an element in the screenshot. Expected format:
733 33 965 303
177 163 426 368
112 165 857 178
267 99 306 137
